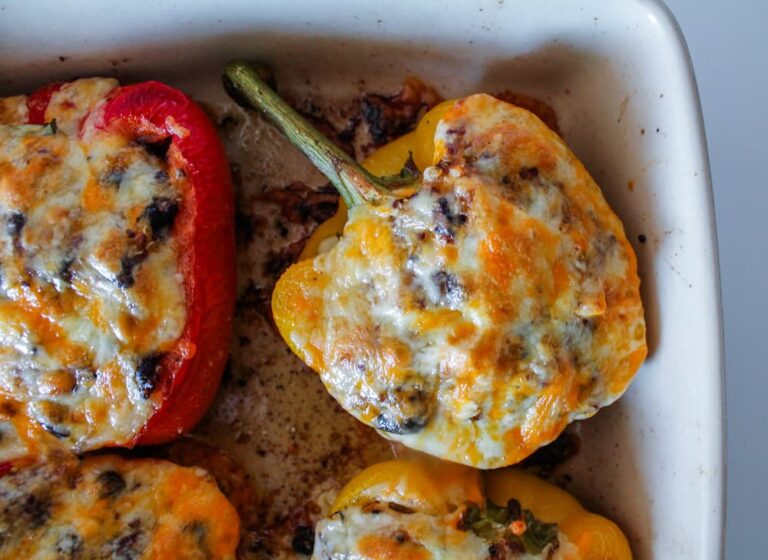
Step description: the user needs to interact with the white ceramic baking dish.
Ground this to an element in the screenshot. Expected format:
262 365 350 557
0 0 724 557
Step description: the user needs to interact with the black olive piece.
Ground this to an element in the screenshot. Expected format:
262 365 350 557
97 470 126 499
373 384 432 435
436 196 468 226
434 221 455 242
143 196 179 240
437 196 454 222
135 354 164 399
59 257 75 284
291 525 315 555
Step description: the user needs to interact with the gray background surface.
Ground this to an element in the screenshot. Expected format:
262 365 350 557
663 1 767 557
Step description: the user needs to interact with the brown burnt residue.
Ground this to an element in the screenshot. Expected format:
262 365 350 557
259 181 339 226
263 239 307 281
520 430 582 479
360 77 441 150
289 97 359 157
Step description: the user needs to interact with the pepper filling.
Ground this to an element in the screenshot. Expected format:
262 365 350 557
314 498 567 560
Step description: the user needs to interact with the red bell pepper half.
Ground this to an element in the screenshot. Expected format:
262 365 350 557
24 80 236 446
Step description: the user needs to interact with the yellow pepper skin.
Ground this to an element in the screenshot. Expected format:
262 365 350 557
271 258 327 371
486 469 633 559
362 131 419 178
331 458 483 515
412 99 456 170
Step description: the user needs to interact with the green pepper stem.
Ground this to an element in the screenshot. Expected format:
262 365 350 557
224 62 413 207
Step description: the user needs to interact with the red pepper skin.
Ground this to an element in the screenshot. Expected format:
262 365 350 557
24 80 235 447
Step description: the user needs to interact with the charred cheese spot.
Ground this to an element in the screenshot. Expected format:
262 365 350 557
285 94 646 468
0 80 187 457
0 455 240 559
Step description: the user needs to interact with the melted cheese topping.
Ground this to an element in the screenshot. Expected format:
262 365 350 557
0 455 239 559
0 79 187 457
285 94 646 468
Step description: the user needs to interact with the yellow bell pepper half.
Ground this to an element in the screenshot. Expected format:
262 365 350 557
330 460 632 559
